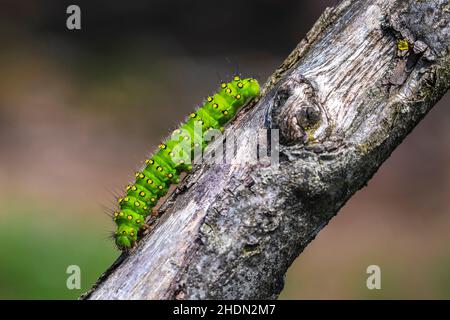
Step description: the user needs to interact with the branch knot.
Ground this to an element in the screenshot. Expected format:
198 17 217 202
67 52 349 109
270 75 325 146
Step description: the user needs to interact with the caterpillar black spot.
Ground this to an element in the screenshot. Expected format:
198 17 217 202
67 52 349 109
113 76 260 250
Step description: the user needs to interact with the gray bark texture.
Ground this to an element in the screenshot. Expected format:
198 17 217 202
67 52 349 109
82 0 450 300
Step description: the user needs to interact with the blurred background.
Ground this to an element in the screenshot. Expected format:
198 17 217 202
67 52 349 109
0 0 449 299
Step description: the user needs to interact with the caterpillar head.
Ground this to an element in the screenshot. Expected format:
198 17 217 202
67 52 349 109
242 78 260 98
115 224 138 250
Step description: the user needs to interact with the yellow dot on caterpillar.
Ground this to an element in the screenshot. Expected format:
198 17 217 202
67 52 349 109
145 159 150 164
178 159 185 164
222 110 229 115
167 173 173 178
207 96 213 102
124 197 129 202
118 198 123 203
236 94 241 99
234 75 240 81
159 144 167 149
221 83 227 88
114 212 119 217
119 212 124 216
151 198 156 202
147 179 153 184
126 186 131 191
184 136 189 141
143 206 148 210
130 231 135 237
131 186 137 191
147 159 154 165
127 215 132 220
122 230 126 235
158 185 163 190
136 220 141 224
135 172 139 177
190 113 197 118
135 201 141 207
169 152 174 157
237 82 243 88
157 166 163 172
139 191 145 197
226 88 232 94
139 173 145 179
213 103 219 109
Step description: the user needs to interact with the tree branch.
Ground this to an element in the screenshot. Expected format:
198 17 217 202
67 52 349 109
82 0 450 299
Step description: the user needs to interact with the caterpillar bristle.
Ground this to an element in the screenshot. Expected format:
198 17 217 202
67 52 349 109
223 57 241 80
108 231 116 240
104 185 122 198
103 197 120 211
234 67 241 80
215 71 223 84
101 230 117 242
101 206 115 218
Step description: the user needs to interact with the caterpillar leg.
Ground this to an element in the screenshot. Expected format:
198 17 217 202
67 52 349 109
150 209 159 217
139 223 154 236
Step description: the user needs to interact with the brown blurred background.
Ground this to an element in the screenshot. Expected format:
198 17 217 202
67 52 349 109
0 0 448 299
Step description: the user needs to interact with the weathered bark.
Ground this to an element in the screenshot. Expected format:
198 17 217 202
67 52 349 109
82 0 450 300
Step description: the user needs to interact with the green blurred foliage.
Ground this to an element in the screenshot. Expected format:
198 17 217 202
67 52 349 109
0 201 117 299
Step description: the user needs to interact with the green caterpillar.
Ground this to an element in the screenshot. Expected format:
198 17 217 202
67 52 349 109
113 75 260 250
